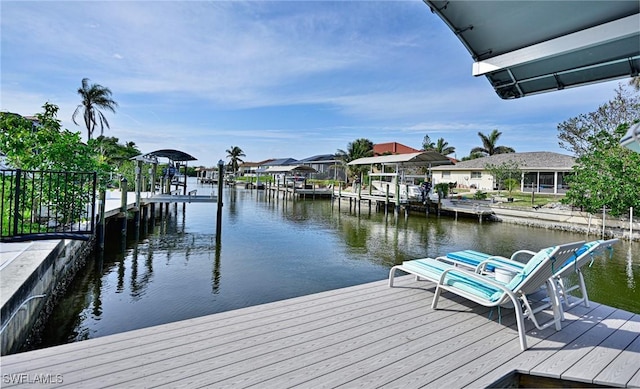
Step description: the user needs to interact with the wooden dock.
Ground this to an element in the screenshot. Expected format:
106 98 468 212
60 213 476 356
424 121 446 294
265 185 334 199
2 276 638 388
333 192 495 221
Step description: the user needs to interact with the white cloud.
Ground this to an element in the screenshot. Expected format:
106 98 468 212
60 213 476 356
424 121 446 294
2 1 632 166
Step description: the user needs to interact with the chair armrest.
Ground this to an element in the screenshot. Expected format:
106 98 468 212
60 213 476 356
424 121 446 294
476 256 524 273
510 250 536 263
437 267 519 307
439 267 509 290
436 255 478 270
435 255 456 265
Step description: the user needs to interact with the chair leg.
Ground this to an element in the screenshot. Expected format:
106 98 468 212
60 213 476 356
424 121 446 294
554 278 566 321
513 297 528 351
577 271 590 308
388 266 398 287
431 285 442 309
547 280 563 331
520 283 562 332
558 274 588 311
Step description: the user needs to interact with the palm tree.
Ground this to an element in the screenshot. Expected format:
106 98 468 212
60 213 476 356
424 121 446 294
72 78 118 140
423 134 455 155
434 138 455 155
225 146 245 175
470 129 515 157
422 135 436 151
336 138 374 181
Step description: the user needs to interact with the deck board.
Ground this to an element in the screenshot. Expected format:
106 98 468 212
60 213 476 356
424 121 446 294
434 302 601 388
1 275 637 388
531 308 634 381
593 325 640 387
294 308 501 389
562 314 640 385
229 301 496 389
628 369 640 388
468 303 615 388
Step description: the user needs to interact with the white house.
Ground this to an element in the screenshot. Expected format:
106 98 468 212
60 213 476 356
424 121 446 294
430 152 576 194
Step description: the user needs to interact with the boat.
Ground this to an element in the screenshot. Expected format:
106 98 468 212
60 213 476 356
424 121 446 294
371 180 422 199
369 176 439 202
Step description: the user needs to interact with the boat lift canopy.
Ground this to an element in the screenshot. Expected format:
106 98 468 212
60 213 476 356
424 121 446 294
348 152 452 168
259 165 318 174
143 149 198 164
424 1 640 99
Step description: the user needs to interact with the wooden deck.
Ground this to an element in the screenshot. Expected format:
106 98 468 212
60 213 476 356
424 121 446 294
1 276 638 388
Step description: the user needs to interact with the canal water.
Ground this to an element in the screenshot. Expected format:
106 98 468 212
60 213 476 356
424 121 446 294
36 181 638 349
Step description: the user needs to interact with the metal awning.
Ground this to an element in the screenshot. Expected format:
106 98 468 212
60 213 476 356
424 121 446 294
621 123 640 153
425 1 640 99
261 165 318 174
348 152 452 167
144 149 198 163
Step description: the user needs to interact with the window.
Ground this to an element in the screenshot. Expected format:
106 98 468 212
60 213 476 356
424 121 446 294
471 172 482 179
442 171 450 178
539 172 554 193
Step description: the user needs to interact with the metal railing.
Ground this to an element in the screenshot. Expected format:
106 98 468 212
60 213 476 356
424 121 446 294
1 169 97 242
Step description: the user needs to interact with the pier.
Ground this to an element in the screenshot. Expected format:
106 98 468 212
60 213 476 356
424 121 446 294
263 182 334 200
1 275 638 388
333 190 494 221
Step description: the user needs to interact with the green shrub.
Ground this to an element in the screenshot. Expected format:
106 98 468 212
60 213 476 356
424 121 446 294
474 190 488 200
434 183 449 198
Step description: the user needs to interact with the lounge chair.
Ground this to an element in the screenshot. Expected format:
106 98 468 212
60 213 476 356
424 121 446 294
552 239 619 313
441 239 619 315
388 241 585 350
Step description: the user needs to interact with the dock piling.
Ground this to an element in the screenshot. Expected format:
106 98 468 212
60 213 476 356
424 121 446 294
120 177 128 239
97 189 106 250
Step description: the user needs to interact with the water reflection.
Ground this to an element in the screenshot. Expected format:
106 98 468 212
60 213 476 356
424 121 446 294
628 244 636 290
212 242 221 294
34 184 639 351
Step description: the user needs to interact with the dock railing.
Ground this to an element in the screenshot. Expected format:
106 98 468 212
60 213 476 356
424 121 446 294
1 169 97 242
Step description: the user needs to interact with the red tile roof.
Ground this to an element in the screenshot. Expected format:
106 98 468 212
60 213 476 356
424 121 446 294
373 142 421 155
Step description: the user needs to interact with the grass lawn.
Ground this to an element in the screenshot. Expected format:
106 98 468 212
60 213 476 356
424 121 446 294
492 192 565 208
450 189 564 208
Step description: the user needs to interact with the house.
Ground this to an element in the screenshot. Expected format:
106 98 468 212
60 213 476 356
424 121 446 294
297 154 344 180
373 142 421 156
260 158 298 168
238 159 275 176
430 152 576 194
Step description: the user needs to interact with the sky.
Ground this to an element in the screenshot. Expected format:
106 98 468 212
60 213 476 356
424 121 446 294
0 1 632 167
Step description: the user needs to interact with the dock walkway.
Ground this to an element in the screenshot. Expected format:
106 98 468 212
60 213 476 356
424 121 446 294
2 275 638 388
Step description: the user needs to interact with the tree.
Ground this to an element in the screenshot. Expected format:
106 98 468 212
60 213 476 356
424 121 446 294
225 146 245 175
422 135 436 151
460 152 485 161
72 78 118 140
562 123 640 216
558 85 640 157
1 103 110 232
434 138 455 155
423 134 455 155
470 129 515 157
93 136 141 164
336 138 374 181
90 136 142 187
1 103 103 173
484 160 522 195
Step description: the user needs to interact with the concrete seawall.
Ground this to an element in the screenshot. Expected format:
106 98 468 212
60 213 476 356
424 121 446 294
1 239 94 355
0 189 170 355
489 205 640 241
